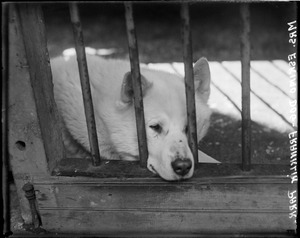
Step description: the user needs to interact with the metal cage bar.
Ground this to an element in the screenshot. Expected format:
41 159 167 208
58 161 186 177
240 3 252 171
124 2 149 168
181 3 199 166
69 3 101 166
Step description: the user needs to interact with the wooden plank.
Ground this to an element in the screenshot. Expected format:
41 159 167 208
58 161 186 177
35 180 292 211
210 80 241 114
35 174 292 186
69 3 101 166
33 166 296 233
8 4 50 224
222 61 294 132
147 63 178 74
240 3 251 171
271 60 290 76
8 232 297 238
7 233 298 238
223 61 292 120
172 62 242 118
33 174 296 233
208 63 242 111
2 3 10 235
124 2 148 168
16 3 64 172
174 59 293 132
250 61 293 100
38 208 294 234
181 3 198 166
52 158 290 178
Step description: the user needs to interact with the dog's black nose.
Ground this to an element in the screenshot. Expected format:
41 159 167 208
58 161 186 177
171 158 192 176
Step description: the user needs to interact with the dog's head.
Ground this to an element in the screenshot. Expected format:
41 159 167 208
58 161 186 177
119 58 211 181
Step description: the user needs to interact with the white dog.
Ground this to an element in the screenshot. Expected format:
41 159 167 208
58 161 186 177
51 55 217 181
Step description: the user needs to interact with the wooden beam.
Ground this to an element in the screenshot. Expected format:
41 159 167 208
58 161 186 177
52 158 290 179
17 3 65 172
9 3 53 224
34 173 296 234
2 3 11 236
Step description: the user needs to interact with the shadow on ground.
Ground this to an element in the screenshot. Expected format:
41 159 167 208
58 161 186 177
199 112 291 165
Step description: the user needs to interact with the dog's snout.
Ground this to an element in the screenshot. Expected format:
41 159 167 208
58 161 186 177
171 158 192 176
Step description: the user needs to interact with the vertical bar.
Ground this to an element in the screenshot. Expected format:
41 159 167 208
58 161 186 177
10 3 50 224
17 4 65 172
2 3 12 237
124 2 148 168
240 3 252 171
69 3 100 166
181 3 198 166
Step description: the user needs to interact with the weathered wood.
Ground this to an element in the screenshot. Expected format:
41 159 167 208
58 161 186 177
33 175 295 233
2 3 10 236
124 2 148 168
221 61 294 132
38 210 293 234
181 3 198 166
35 179 291 210
250 65 292 100
8 232 297 238
240 4 252 171
34 159 296 234
221 62 294 130
69 3 101 166
16 3 64 172
52 157 290 178
8 4 50 224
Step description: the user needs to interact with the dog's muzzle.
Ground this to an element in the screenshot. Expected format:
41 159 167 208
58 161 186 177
171 158 192 176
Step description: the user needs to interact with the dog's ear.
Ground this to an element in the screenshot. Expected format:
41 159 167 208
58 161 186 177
120 72 153 104
193 57 211 102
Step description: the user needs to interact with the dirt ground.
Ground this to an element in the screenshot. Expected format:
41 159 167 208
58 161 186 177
7 1 297 234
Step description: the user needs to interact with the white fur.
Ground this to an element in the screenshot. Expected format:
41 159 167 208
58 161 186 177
51 55 212 181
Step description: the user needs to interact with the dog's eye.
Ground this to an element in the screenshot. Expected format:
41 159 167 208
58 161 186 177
150 124 162 133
